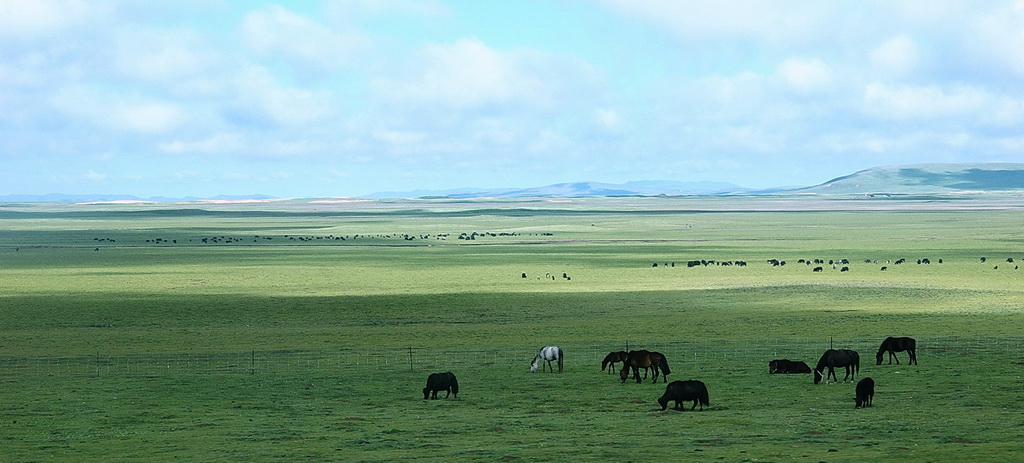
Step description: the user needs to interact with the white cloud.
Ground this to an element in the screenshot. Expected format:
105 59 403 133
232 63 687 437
0 0 94 39
971 1 1024 75
6 1 1024 197
869 35 920 78
984 97 1024 127
113 30 218 85
597 0 834 48
378 38 518 107
778 57 833 94
242 5 370 70
684 72 767 122
863 83 988 121
51 85 185 134
113 102 185 134
159 134 245 154
595 109 621 129
323 0 448 19
372 129 427 146
228 65 334 126
375 38 594 110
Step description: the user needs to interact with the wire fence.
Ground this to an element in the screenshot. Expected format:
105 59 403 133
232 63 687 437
2 336 1022 377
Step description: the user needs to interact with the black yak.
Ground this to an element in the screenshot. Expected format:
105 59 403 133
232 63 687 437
658 380 709 411
855 377 875 408
423 372 459 400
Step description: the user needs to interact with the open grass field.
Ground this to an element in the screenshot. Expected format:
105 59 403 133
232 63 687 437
1 195 1023 461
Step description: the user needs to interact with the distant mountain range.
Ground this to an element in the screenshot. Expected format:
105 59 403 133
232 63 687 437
3 163 1023 202
362 180 782 199
366 163 1024 198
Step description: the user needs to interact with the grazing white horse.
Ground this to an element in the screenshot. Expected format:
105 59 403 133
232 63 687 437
531 346 564 373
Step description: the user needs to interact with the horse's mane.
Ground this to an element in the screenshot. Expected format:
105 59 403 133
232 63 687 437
814 350 831 372
657 353 671 375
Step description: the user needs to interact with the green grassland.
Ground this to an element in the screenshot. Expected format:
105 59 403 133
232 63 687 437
1 196 1023 461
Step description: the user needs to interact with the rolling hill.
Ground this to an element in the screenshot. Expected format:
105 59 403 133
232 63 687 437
795 163 1024 195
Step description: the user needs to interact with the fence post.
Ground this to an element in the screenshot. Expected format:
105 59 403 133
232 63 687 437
408 347 414 372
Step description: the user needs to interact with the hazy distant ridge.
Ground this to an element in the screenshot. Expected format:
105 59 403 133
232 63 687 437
4 163 1023 202
365 180 765 199
372 163 1024 198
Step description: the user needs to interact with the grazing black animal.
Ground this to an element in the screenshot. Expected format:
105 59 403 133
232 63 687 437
855 377 875 408
601 351 628 374
813 349 860 384
423 372 459 400
769 359 812 374
620 350 671 384
876 336 917 365
658 380 709 411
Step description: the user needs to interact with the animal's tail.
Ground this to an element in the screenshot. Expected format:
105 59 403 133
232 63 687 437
659 357 671 376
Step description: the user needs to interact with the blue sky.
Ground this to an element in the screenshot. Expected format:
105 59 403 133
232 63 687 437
3 1 1024 198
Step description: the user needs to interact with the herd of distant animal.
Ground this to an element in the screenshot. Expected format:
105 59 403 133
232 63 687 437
658 256 1023 272
88 234 1022 273
516 255 1021 282
424 336 918 411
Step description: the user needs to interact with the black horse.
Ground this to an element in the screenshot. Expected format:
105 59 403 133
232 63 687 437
876 336 917 365
601 351 628 374
658 380 709 411
769 359 812 374
813 349 859 384
855 377 875 408
423 372 459 399
620 350 671 384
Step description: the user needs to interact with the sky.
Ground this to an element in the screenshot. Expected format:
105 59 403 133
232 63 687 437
3 0 1024 198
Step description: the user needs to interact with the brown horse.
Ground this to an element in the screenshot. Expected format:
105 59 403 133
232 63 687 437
619 350 671 384
601 351 628 374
